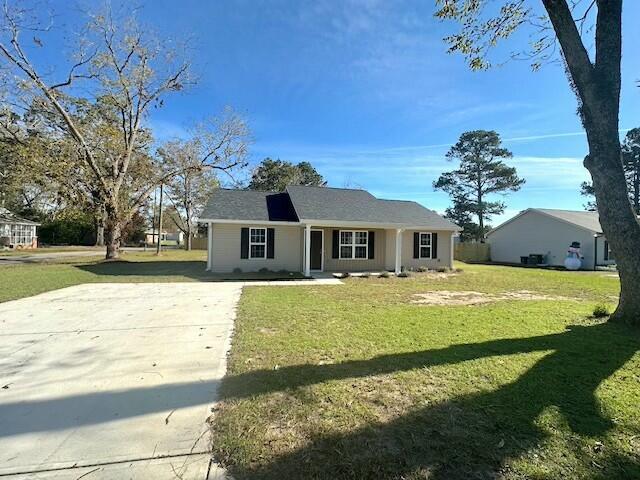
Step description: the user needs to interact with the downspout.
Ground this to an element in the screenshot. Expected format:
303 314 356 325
593 233 600 271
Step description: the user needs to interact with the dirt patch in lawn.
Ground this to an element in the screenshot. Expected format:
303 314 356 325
411 290 570 306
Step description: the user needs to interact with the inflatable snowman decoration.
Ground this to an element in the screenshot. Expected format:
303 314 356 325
564 241 583 270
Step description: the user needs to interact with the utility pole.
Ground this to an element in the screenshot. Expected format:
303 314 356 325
156 183 164 255
151 187 157 248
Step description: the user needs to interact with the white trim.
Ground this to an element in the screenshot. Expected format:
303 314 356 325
304 225 311 277
300 218 461 231
248 227 267 259
394 228 403 274
310 229 324 272
206 222 213 270
338 230 369 260
0 221 41 226
450 232 455 267
199 218 300 226
198 217 461 231
418 232 432 259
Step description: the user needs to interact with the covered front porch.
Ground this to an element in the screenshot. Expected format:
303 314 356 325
300 223 452 277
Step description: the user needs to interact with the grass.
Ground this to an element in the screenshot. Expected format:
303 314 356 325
0 250 302 303
210 263 640 480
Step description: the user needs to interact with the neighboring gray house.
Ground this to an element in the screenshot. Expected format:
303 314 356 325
0 208 40 249
486 208 615 269
200 186 460 275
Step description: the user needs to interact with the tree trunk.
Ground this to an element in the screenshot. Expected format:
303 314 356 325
541 0 640 323
95 207 105 247
185 205 192 251
104 201 121 260
186 225 192 250
586 144 640 324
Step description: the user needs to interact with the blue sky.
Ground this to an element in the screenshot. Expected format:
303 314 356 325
44 1 640 225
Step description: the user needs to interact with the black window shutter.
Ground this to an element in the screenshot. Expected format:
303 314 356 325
604 240 609 261
413 232 419 259
368 231 375 259
332 230 339 259
240 228 249 259
267 228 275 259
431 233 438 259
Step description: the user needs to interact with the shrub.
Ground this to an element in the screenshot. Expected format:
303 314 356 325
436 267 448 273
339 272 350 279
232 267 243 274
277 269 289 274
0 236 10 247
592 303 610 318
379 271 390 278
360 271 371 278
416 266 429 273
39 216 95 245
258 267 271 273
397 271 411 278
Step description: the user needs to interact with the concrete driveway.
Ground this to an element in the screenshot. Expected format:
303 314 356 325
0 283 241 479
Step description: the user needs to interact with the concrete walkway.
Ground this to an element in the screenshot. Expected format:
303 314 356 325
0 283 241 479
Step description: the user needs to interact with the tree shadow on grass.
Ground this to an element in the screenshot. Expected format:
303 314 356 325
76 261 304 281
77 260 211 279
216 321 640 479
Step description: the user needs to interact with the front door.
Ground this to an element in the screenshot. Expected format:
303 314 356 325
310 230 323 271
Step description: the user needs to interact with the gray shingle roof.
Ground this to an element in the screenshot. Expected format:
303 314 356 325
0 207 40 225
200 189 298 222
286 186 459 229
536 208 603 233
201 186 459 230
487 208 604 236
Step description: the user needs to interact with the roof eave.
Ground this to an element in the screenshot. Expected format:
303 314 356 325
299 218 461 231
198 218 302 226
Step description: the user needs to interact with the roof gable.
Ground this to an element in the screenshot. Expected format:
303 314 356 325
0 207 40 225
200 190 298 222
487 208 602 236
286 185 458 229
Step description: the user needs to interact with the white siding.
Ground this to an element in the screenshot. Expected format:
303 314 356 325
209 223 302 273
487 210 605 268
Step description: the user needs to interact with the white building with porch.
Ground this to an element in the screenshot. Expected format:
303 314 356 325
200 186 460 276
0 208 40 249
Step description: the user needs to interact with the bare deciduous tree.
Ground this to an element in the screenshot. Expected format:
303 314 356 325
159 109 250 250
0 2 192 259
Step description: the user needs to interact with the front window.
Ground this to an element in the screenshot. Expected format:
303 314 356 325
419 232 431 258
339 230 368 259
10 224 34 245
249 227 267 258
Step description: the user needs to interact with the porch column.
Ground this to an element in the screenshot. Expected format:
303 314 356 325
394 228 402 275
206 222 213 271
450 232 455 268
304 224 311 277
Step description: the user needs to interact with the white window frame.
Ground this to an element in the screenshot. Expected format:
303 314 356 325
418 232 432 259
10 224 34 245
249 227 267 259
339 230 368 260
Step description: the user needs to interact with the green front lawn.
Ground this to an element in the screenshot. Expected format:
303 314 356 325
211 264 640 479
0 250 302 303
